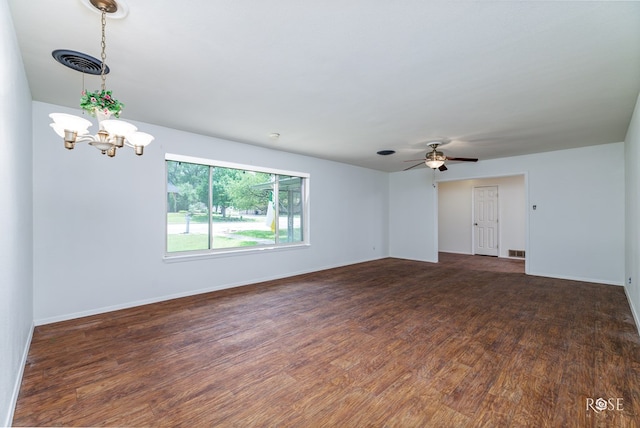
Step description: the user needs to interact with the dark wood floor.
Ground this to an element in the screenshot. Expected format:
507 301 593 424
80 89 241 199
438 251 526 274
13 255 640 427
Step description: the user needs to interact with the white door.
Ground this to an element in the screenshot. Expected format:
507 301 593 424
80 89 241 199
473 186 499 256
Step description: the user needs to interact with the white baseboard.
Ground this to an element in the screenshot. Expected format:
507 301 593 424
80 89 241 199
438 250 523 260
34 256 387 326
4 322 34 428
392 255 439 264
438 250 471 256
624 286 640 337
526 271 624 287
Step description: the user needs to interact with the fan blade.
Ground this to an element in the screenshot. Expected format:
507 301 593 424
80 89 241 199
403 162 424 171
439 164 448 171
445 157 478 162
404 158 427 162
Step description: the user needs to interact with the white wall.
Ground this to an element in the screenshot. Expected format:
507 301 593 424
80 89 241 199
388 169 438 262
0 1 34 426
625 92 640 330
390 143 625 285
32 101 389 324
438 175 526 258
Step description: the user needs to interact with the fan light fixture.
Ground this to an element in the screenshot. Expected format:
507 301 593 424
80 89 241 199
49 0 153 157
425 150 446 169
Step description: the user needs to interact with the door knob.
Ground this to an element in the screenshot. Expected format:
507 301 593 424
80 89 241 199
474 223 478 226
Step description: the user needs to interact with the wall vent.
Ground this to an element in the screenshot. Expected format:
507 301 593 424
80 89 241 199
509 250 526 258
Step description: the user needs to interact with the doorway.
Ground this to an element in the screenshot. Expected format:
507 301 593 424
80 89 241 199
437 175 526 263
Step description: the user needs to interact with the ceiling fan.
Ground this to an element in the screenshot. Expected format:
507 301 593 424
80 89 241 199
404 142 478 171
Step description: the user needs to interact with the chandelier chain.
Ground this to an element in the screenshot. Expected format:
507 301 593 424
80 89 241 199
100 8 107 92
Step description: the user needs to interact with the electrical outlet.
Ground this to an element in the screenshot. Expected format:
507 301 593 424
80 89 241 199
629 277 632 285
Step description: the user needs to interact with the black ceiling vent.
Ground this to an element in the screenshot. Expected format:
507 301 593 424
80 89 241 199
52 49 110 75
376 150 396 156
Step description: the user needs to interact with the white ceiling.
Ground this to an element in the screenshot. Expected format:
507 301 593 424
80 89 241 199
8 0 640 171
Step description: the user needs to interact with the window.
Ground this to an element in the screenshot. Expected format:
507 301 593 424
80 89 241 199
166 154 309 256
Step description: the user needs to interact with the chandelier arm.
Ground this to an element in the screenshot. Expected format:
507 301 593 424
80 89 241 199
123 140 142 150
75 135 96 143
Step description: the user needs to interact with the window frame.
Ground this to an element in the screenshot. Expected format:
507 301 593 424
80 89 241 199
164 153 310 262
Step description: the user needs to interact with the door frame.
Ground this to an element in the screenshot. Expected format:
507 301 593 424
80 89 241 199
471 185 499 256
434 172 530 275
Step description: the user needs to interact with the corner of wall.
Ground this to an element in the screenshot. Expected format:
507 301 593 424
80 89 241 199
624 91 640 336
1 2 35 425
4 323 34 428
624 287 640 336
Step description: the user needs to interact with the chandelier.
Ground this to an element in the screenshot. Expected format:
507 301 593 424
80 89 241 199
49 0 153 157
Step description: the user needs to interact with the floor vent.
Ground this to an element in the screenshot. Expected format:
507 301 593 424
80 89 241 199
509 250 526 258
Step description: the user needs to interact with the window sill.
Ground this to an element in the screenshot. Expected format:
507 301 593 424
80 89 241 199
163 242 310 263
